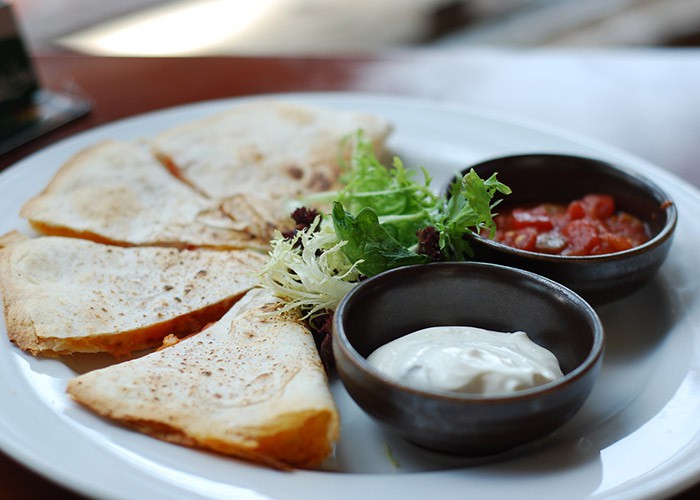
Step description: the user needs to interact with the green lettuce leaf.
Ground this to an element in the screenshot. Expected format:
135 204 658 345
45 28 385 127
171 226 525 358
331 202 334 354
332 201 429 277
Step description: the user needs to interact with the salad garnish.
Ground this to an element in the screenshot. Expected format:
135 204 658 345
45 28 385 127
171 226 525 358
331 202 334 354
259 132 510 367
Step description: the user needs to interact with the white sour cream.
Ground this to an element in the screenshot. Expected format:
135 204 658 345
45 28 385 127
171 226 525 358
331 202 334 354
367 326 563 395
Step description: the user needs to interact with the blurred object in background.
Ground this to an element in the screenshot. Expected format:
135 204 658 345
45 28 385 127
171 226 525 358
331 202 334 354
7 0 700 57
10 0 172 51
42 0 456 56
0 1 90 154
1 0 37 111
432 0 700 47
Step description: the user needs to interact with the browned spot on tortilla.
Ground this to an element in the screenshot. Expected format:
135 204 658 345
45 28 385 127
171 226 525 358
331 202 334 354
306 172 331 191
286 165 304 180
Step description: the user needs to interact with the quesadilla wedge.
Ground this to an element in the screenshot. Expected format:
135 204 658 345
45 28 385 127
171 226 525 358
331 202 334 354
20 140 274 250
0 232 266 356
151 101 392 206
67 287 340 469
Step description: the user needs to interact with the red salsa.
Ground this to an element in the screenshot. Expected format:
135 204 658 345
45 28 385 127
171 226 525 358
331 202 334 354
488 194 650 256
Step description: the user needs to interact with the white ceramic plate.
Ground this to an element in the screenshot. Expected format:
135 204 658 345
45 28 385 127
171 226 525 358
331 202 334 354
2 93 700 500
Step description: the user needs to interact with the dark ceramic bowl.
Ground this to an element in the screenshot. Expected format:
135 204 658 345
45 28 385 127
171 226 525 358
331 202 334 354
333 262 604 456
456 153 677 304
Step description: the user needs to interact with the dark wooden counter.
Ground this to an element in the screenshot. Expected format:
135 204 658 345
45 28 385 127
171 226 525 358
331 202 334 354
3 50 700 189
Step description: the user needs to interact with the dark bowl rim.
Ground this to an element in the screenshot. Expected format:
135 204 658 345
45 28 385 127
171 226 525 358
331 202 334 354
455 152 678 263
334 261 605 404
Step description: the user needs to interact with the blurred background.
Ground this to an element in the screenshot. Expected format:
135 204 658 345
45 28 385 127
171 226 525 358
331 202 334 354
9 0 700 56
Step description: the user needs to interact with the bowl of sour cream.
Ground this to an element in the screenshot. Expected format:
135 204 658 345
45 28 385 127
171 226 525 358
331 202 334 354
332 262 604 455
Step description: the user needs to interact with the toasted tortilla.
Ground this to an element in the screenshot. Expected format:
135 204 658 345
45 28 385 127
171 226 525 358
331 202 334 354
20 140 274 250
0 232 266 356
151 100 392 204
66 287 340 469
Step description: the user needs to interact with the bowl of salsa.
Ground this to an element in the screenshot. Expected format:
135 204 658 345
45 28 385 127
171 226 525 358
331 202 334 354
456 154 677 304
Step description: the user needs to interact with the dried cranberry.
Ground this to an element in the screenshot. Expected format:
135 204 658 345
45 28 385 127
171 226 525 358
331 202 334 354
416 226 441 261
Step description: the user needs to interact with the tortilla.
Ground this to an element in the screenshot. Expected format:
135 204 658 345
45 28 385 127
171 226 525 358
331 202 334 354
66 287 340 469
21 103 392 248
0 232 266 356
151 100 392 204
20 140 274 250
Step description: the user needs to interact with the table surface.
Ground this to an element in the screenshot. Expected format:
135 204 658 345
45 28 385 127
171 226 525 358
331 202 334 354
1 49 700 499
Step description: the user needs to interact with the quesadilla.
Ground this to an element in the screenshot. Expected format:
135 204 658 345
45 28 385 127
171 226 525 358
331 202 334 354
0 232 266 356
20 140 275 250
67 287 340 469
151 100 392 203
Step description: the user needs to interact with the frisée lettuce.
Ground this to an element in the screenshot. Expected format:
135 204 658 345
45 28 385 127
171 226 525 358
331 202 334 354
261 216 362 318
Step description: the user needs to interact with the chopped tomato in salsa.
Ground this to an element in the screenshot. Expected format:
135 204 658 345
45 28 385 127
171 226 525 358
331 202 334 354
488 194 649 256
